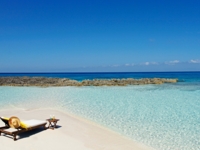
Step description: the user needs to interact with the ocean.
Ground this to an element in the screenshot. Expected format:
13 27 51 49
0 72 200 150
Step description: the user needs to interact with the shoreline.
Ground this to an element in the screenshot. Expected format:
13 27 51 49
0 108 154 150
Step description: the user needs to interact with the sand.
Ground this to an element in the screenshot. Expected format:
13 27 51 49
0 108 154 150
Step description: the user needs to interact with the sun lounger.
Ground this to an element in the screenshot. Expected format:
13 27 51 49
0 117 47 141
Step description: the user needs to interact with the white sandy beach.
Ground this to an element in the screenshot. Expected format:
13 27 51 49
0 108 154 150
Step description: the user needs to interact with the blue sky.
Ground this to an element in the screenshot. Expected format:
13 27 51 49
0 0 200 72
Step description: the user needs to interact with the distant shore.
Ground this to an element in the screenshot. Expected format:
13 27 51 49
0 77 178 87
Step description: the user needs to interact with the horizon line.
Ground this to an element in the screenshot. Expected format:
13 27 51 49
0 71 200 74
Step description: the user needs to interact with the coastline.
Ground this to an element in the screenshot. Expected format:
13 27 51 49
1 74 199 150
0 108 154 150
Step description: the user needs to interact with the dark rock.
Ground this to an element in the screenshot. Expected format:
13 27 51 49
0 77 178 87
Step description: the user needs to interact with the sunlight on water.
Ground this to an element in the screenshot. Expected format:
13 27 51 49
0 84 200 150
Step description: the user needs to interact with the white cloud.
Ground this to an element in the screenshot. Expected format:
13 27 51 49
140 62 159 66
112 64 120 67
165 60 180 65
170 60 180 63
144 62 150 65
124 63 135 66
139 62 148 66
151 62 159 65
189 59 200 63
107 59 199 69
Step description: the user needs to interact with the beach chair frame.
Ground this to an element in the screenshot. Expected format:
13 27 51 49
0 118 47 141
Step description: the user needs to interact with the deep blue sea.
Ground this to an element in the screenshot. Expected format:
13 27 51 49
0 72 200 150
1 71 200 82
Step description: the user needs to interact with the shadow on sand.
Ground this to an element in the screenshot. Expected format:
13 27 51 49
1 125 62 141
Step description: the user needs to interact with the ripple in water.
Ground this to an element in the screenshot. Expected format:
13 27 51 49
0 85 200 150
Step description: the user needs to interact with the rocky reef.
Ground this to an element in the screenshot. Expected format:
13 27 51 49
0 77 178 87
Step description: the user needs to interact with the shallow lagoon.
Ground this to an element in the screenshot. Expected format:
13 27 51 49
0 83 199 150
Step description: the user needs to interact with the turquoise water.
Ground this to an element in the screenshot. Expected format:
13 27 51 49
1 72 200 82
0 83 199 150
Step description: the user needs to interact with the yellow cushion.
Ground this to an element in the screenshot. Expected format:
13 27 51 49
20 122 29 129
